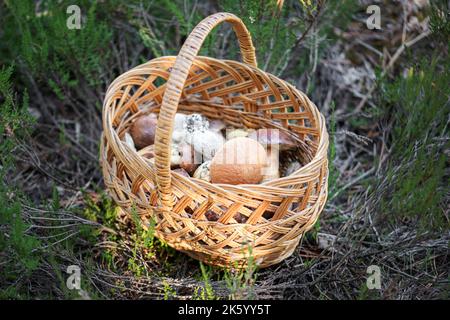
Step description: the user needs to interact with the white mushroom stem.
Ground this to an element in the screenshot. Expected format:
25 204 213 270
262 146 281 182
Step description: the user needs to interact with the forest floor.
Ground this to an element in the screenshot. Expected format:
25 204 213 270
0 0 448 299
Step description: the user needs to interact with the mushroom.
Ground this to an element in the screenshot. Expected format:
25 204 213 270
183 113 209 134
248 129 298 182
190 130 225 161
172 130 185 144
262 149 281 182
137 144 155 159
284 160 302 177
209 119 226 132
247 128 297 151
226 128 249 140
249 128 297 150
129 113 158 149
168 143 181 167
174 113 224 161
210 137 268 185
233 212 248 223
205 210 220 221
174 113 187 131
193 160 211 182
172 113 188 144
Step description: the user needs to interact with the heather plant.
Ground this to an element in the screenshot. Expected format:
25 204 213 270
376 57 449 230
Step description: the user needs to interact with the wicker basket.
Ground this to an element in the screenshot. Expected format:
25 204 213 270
100 12 329 268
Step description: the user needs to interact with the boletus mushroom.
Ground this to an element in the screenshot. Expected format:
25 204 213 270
247 128 297 151
129 113 158 149
210 137 268 185
248 128 298 182
193 160 211 182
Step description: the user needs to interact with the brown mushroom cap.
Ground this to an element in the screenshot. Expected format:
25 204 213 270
233 212 248 223
248 128 297 150
130 114 158 149
210 137 268 185
205 210 220 221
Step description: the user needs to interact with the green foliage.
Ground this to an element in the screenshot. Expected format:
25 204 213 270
0 201 41 275
192 244 258 300
308 219 321 242
217 0 295 72
377 57 449 230
357 282 381 300
138 28 164 58
208 0 359 76
160 0 192 35
327 101 339 198
81 191 118 245
132 1 206 59
126 205 177 276
195 262 217 300
429 0 450 40
0 65 34 170
3 0 112 88
0 66 41 298
223 245 258 299
83 192 118 227
162 280 177 300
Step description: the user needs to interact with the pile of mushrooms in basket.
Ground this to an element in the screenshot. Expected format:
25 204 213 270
125 112 304 223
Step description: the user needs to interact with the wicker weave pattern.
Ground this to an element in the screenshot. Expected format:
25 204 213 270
100 13 329 268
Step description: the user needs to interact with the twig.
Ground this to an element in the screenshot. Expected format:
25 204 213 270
330 167 376 201
352 30 432 115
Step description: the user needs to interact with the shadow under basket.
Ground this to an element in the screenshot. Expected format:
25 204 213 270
100 12 329 269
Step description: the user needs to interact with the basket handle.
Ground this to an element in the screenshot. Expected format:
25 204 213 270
153 12 257 209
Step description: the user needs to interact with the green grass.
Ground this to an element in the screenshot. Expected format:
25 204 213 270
376 57 449 230
4 1 112 87
327 101 339 199
223 246 258 300
429 0 450 41
195 262 217 300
